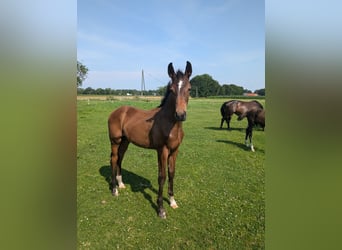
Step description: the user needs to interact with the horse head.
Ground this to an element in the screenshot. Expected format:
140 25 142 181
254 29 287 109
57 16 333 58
167 61 192 121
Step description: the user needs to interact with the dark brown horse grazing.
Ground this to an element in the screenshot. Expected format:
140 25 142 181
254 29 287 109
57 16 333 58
245 109 265 152
108 61 192 218
220 100 264 129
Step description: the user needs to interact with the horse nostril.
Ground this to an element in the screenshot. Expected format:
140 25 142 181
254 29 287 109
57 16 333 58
175 112 186 121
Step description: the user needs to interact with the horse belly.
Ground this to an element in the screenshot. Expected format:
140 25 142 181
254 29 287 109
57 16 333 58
122 116 155 148
128 134 151 148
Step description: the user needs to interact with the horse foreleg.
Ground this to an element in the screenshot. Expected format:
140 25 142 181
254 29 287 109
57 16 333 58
157 147 168 218
249 129 255 152
168 149 179 209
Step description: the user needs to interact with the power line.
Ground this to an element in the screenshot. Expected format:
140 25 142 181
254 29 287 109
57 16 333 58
145 72 165 85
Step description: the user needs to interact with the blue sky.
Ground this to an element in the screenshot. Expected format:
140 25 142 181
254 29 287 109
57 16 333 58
78 0 264 91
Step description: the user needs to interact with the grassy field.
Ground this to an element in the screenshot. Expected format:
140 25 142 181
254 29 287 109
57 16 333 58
77 97 265 249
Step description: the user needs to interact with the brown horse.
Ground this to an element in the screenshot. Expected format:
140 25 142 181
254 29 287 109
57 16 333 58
245 109 265 152
220 100 264 129
108 61 192 218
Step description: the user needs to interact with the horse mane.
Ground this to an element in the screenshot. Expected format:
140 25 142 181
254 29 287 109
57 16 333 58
175 70 184 79
158 82 172 108
158 70 184 108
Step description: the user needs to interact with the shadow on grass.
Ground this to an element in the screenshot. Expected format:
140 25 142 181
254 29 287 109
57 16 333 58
204 126 245 132
99 165 169 215
216 139 265 154
216 139 249 151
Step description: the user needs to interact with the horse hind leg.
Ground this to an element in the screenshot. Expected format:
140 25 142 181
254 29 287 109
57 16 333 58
245 128 249 147
249 130 255 152
227 116 232 129
116 137 129 189
245 125 255 152
110 137 129 196
220 118 224 129
110 143 120 196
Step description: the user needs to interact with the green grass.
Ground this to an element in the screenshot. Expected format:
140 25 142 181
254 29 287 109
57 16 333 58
77 97 265 249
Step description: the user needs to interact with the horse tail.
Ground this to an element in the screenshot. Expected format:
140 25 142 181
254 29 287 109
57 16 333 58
255 109 265 129
253 100 264 109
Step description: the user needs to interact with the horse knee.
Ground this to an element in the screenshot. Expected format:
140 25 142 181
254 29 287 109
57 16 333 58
158 175 166 186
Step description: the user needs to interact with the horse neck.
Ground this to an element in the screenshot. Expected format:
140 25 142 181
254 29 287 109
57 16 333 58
160 93 177 122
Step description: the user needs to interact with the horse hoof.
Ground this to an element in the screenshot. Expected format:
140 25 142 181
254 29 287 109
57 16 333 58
112 189 119 196
158 210 166 219
169 197 178 209
171 203 178 209
118 183 126 189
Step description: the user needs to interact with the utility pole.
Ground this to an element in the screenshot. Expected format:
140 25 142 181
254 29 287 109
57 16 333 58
141 69 145 96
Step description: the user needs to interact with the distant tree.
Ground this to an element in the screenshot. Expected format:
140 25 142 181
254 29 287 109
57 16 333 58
95 88 106 95
77 88 84 94
156 85 168 96
104 88 113 95
77 61 88 87
254 88 265 96
83 87 95 95
229 84 244 95
220 84 232 95
220 83 245 96
190 74 220 97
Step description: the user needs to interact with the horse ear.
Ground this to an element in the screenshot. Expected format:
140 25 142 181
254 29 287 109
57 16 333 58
185 61 192 78
168 62 175 78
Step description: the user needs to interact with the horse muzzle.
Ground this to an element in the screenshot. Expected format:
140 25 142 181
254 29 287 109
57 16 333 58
175 111 186 121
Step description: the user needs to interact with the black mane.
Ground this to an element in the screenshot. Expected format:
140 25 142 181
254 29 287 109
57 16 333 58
175 70 184 79
158 82 172 108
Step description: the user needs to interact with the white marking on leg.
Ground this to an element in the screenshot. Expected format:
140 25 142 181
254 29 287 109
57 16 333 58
251 144 255 152
113 189 119 196
245 139 249 146
169 196 178 209
116 175 126 189
159 209 166 219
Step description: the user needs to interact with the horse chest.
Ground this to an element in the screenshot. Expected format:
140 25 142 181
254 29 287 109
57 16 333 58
166 127 183 149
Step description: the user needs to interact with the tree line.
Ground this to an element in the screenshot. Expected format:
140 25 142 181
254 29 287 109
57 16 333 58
189 74 265 97
77 61 265 97
77 87 164 96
